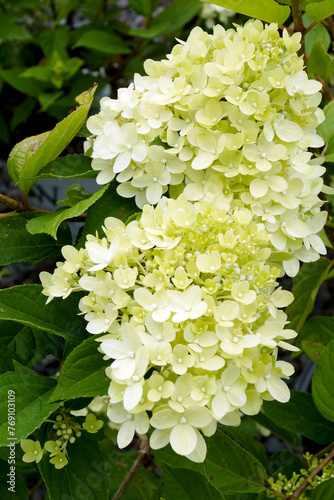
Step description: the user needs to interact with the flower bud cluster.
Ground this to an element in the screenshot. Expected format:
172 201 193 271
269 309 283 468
85 20 329 276
267 452 334 498
21 410 103 469
41 195 298 461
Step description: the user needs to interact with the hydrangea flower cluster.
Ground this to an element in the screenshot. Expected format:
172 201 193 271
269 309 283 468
84 20 328 276
41 195 298 461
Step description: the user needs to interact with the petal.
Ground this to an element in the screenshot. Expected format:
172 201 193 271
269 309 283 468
227 388 247 407
191 152 215 170
117 420 135 449
185 430 207 463
146 183 163 204
211 391 230 419
123 382 143 411
170 423 197 456
100 339 128 359
112 358 136 380
113 151 132 173
151 409 179 429
185 406 213 427
134 412 150 434
250 179 268 198
267 377 290 403
150 428 171 449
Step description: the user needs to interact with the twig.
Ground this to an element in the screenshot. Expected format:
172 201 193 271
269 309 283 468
0 192 87 220
303 20 320 35
112 436 150 500
0 193 23 211
279 25 295 35
289 447 334 498
291 0 306 65
265 486 289 499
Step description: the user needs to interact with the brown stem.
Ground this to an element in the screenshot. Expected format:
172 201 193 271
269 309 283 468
0 192 87 220
303 20 320 35
291 0 306 65
0 193 22 211
112 436 150 500
279 25 295 35
289 448 334 498
265 487 289 499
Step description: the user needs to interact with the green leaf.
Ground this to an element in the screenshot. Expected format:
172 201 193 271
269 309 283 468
26 184 109 239
38 436 109 500
34 154 96 180
302 340 328 362
205 431 267 495
286 258 333 332
21 66 52 82
101 443 162 500
7 84 97 193
0 13 32 42
161 464 224 500
128 0 152 17
269 449 302 480
297 316 334 361
76 182 137 248
55 0 80 23
151 0 202 33
318 101 334 144
0 321 62 373
154 445 203 472
73 29 131 55
0 362 59 445
0 284 86 344
0 459 28 500
0 213 71 266
123 23 170 39
203 0 290 23
303 13 331 54
306 0 334 22
261 391 334 444
38 91 64 112
50 337 109 402
307 39 334 80
313 339 334 422
323 153 334 163
10 99 36 131
220 427 269 469
0 68 47 97
58 184 92 206
252 412 301 448
310 478 334 499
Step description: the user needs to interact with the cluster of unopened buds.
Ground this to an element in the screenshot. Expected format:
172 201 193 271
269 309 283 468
21 409 103 469
267 452 334 498
40 20 330 462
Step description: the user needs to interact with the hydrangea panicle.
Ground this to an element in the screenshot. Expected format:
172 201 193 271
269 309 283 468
85 20 329 276
41 195 298 461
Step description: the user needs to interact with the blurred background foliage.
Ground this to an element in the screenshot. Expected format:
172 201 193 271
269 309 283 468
0 0 214 156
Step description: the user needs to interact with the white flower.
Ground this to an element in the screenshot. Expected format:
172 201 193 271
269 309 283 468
167 286 207 322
